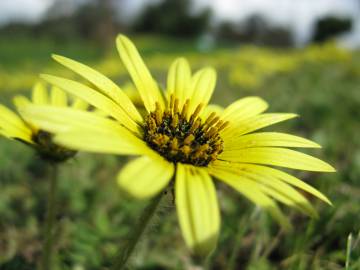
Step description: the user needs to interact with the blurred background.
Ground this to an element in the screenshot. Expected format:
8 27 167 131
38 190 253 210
0 0 359 269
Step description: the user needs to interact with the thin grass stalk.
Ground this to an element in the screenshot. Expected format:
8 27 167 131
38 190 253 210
110 191 164 270
345 233 353 270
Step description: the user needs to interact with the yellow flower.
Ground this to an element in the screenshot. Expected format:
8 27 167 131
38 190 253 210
23 35 335 256
0 82 89 162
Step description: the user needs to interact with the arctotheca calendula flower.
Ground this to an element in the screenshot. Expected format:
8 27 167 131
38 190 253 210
0 82 92 162
23 35 335 256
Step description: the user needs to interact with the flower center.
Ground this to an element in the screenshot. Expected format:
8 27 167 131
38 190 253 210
144 95 228 166
32 130 76 162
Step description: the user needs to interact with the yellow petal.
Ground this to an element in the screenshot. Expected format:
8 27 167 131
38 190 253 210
0 104 27 129
21 105 150 154
176 164 220 257
224 132 321 149
21 105 139 139
221 97 268 124
0 129 11 139
222 113 298 139
0 128 20 141
50 86 68 106
72 98 89 110
40 74 141 134
12 96 38 132
13 95 31 111
210 161 317 217
0 105 32 142
188 68 216 117
54 129 148 155
211 160 331 205
209 166 291 230
52 54 142 123
116 35 164 112
0 125 32 143
32 82 48 105
166 58 191 108
93 108 108 117
122 82 144 107
257 181 318 218
200 104 224 120
117 155 174 198
219 147 335 172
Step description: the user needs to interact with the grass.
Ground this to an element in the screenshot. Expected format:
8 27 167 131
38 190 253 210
0 35 359 269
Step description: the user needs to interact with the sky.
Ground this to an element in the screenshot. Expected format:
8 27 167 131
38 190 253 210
195 0 360 45
0 0 53 24
1 0 359 47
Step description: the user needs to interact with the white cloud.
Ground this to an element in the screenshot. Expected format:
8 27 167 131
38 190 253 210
0 0 55 25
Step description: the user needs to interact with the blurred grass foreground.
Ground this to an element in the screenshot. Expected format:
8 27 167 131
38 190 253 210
1 8 360 268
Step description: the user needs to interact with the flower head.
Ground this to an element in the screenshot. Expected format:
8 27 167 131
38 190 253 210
23 35 335 256
0 82 90 162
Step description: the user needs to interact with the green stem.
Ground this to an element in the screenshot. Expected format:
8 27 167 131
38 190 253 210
345 233 353 270
110 191 164 270
41 163 59 270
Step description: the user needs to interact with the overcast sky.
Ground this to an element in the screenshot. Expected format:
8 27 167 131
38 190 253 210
1 0 359 46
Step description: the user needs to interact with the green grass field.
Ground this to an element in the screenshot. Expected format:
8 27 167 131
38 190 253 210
0 35 359 270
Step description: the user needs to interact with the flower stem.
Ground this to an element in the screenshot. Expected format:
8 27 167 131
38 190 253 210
41 163 59 270
110 191 164 270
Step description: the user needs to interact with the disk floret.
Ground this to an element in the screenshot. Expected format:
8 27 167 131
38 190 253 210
32 130 76 162
144 95 228 166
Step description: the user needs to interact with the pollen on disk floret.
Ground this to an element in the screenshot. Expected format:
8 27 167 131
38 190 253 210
144 94 228 166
